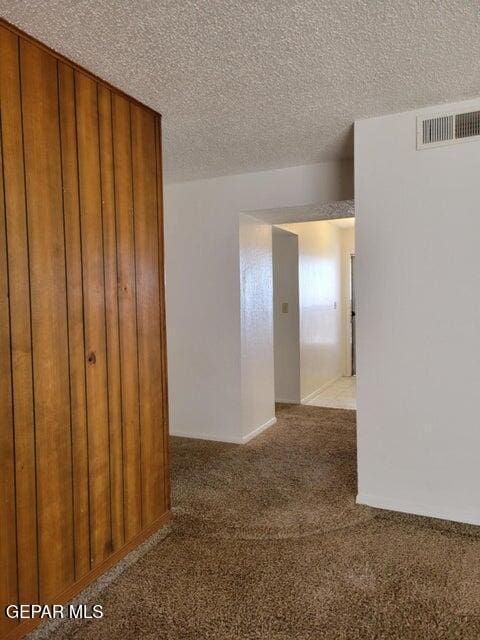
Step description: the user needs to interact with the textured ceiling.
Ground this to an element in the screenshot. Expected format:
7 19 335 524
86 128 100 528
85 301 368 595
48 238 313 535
253 199 354 224
1 1 479 182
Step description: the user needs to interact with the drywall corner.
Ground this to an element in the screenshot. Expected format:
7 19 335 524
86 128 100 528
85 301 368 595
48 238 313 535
239 213 276 439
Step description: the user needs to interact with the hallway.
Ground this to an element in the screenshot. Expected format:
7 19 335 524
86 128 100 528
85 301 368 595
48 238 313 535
308 377 356 410
38 405 480 640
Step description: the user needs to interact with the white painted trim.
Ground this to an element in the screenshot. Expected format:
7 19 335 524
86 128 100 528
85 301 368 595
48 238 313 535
275 398 299 404
170 430 244 444
301 376 342 405
242 417 277 444
171 417 277 445
356 493 480 527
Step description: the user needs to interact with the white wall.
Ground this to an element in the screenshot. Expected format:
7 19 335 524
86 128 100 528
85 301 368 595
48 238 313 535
355 97 480 525
163 178 242 442
277 221 344 402
164 160 352 442
272 227 300 403
239 214 276 441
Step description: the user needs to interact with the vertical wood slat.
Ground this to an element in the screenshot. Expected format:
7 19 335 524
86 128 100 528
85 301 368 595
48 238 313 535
58 62 91 580
0 25 38 606
74 70 112 565
155 116 171 510
98 85 124 551
112 94 142 540
20 39 74 601
0 94 18 637
131 105 165 524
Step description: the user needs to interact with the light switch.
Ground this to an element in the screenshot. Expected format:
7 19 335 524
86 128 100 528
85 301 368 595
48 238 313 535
281 302 289 313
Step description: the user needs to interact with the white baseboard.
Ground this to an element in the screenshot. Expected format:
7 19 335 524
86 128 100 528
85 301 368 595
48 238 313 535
242 417 277 444
171 416 277 445
301 376 342 405
275 397 299 404
170 430 244 444
357 493 480 527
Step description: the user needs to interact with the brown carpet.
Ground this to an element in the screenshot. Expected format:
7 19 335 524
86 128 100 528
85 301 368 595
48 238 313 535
37 404 480 639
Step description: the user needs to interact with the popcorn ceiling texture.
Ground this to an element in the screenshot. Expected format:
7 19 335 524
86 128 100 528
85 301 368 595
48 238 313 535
1 1 479 182
251 198 355 224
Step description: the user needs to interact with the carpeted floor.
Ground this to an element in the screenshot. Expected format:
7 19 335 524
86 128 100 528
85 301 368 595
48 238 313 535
36 404 480 639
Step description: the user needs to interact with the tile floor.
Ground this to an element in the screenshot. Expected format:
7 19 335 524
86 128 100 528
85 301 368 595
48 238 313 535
308 376 356 410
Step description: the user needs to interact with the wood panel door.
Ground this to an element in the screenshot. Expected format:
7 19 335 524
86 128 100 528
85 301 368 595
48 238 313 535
0 19 170 640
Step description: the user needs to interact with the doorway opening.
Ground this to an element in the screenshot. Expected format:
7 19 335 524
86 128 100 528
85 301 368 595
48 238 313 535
238 198 355 443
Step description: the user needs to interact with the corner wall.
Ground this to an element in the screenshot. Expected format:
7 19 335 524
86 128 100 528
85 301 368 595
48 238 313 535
355 97 480 525
239 214 276 441
164 160 353 442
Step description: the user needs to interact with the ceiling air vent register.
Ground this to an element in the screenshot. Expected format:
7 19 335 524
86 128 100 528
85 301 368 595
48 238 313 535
417 108 480 150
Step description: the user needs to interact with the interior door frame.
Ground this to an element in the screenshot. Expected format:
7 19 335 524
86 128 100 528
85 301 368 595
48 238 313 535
350 253 356 376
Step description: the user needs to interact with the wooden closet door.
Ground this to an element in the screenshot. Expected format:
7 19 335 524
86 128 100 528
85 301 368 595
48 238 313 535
0 18 169 640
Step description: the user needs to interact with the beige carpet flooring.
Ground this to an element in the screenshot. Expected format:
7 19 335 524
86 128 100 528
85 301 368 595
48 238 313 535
35 404 480 639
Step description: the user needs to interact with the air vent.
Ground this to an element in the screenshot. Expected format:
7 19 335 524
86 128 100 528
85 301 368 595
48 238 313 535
421 115 454 145
417 108 480 149
455 111 480 139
